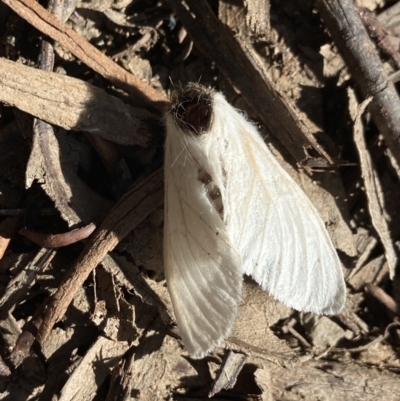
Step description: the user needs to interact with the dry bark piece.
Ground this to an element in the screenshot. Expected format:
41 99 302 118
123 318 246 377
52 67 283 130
348 255 387 291
58 333 129 401
9 318 42 368
0 58 153 147
108 317 169 401
254 367 273 401
36 169 164 343
301 315 353 348
351 93 397 278
209 351 247 397
101 253 171 325
19 223 96 248
244 0 270 36
39 326 96 401
0 248 55 319
349 230 379 280
282 318 312 348
316 0 400 168
335 292 369 337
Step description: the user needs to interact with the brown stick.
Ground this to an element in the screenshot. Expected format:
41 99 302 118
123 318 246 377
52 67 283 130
19 223 97 248
365 283 399 315
1 0 167 108
315 0 400 167
36 169 164 343
0 58 153 147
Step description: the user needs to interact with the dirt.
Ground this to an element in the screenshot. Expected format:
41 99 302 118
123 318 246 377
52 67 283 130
0 0 400 400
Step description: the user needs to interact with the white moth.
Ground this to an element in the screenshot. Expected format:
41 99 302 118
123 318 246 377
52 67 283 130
164 83 346 358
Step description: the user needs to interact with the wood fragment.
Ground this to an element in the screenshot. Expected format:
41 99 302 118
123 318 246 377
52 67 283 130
19 223 96 248
352 94 398 278
0 248 55 319
110 318 168 401
254 367 273 401
36 169 164 343
244 0 270 36
365 283 399 315
209 351 247 397
348 236 379 279
227 337 296 367
101 254 171 324
348 256 387 291
9 317 42 368
58 333 129 401
1 0 167 107
334 293 369 337
0 58 153 147
316 0 400 167
302 315 352 348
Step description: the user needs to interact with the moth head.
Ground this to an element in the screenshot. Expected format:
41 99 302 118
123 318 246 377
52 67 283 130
170 83 214 136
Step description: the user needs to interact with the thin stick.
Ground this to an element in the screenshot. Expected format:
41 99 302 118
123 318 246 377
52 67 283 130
36 169 164 343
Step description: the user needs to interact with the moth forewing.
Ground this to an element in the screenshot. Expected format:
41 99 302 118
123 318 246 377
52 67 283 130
164 90 243 358
211 91 346 315
164 83 346 358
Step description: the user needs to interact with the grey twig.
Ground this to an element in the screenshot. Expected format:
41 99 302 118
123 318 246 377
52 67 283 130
316 0 400 167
